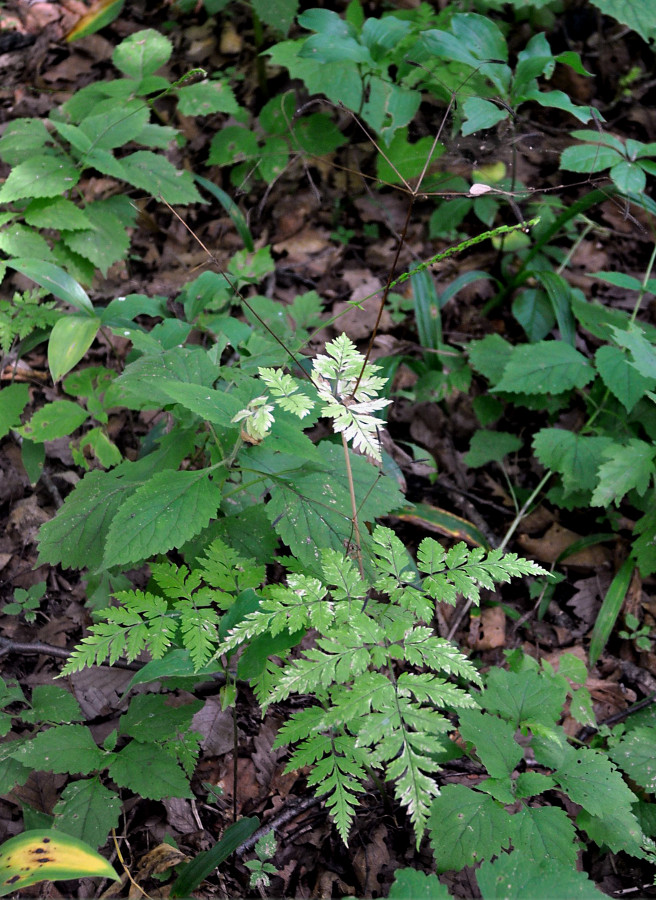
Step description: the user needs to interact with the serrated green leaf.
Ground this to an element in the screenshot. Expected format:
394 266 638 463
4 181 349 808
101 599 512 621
0 118 51 166
78 102 149 153
61 201 129 275
483 668 566 728
37 437 193 570
266 442 403 567
591 439 656 506
458 709 523 779
53 778 121 848
514 771 556 799
389 868 451 899
112 29 172 80
252 0 298 35
0 224 52 260
28 686 83 725
577 804 646 857
118 151 202 204
494 341 594 394
176 79 240 116
115 346 218 407
157 381 244 426
0 757 30 794
18 399 88 441
102 469 222 569
476 851 601 900
468 333 514 383
265 40 363 112
611 323 656 380
428 784 512 872
24 197 91 231
512 805 578 867
608 726 656 793
120 694 202 743
595 344 655 412
0 383 29 440
108 741 192 799
554 744 637 818
0 156 79 203
533 429 613 494
464 430 522 467
9 725 104 775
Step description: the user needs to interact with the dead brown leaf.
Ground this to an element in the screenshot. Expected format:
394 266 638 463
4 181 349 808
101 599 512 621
517 523 611 568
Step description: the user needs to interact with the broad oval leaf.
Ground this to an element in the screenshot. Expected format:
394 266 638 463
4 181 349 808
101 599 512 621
7 258 94 314
112 29 172 80
48 315 101 382
0 829 119 896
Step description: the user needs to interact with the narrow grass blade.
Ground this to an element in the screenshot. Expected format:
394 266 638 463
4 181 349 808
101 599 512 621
588 556 634 666
410 266 442 364
170 817 258 898
195 175 254 251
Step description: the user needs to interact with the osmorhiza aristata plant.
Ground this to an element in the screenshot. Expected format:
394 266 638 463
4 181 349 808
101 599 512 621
215 524 548 844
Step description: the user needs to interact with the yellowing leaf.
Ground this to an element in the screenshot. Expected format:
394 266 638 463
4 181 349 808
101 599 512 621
0 830 119 896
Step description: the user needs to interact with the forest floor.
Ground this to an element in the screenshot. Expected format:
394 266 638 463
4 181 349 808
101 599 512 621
1 0 656 897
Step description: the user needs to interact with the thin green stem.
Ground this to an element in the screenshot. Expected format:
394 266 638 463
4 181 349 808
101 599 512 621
556 222 594 275
341 433 365 579
630 241 656 324
498 470 553 553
